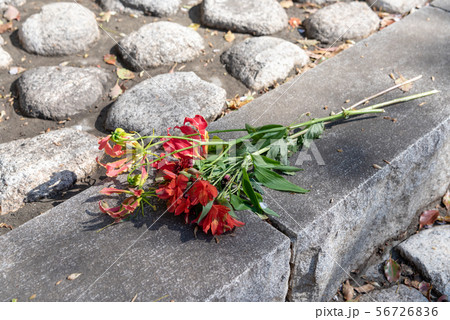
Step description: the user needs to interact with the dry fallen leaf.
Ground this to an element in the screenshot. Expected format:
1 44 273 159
394 73 413 92
280 0 294 9
296 39 319 46
419 281 432 300
117 68 135 80
109 81 125 99
354 283 375 294
55 280 62 285
97 11 114 23
4 5 20 21
226 93 254 110
342 280 354 301
67 273 82 281
0 110 6 122
29 294 36 300
443 190 450 211
224 30 235 42
419 209 439 229
0 222 13 229
103 54 117 65
9 66 26 75
188 23 200 31
0 21 13 34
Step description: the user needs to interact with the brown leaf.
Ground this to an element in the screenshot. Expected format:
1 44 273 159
103 54 117 65
354 283 375 294
443 190 450 211
117 68 135 80
97 11 113 23
55 280 62 286
280 0 294 9
419 209 439 229
67 273 82 281
4 5 20 21
0 222 13 230
394 73 412 92
29 294 36 300
437 295 448 302
384 258 401 283
0 22 13 34
109 81 125 99
226 93 254 110
342 280 355 301
419 281 432 301
224 30 235 42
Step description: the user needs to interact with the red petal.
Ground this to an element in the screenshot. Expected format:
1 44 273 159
100 187 129 195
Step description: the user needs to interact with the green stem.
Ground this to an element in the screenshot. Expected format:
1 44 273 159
358 90 439 111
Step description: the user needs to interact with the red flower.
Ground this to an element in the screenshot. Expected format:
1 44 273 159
98 135 125 158
152 153 193 176
96 157 133 177
196 203 245 235
189 180 218 206
162 115 209 160
156 174 192 216
99 196 141 221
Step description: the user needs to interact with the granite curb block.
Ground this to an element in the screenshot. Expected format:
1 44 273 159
209 5 450 301
0 178 291 301
396 225 450 297
0 128 102 215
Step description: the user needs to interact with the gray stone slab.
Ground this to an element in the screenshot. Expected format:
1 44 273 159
0 0 25 10
366 0 428 14
208 6 450 301
118 21 204 71
0 128 102 214
99 0 181 17
0 178 291 301
359 285 428 302
221 36 309 90
397 225 450 296
431 0 450 12
105 72 226 136
17 66 111 120
18 3 100 56
0 47 12 69
304 2 380 44
200 0 288 36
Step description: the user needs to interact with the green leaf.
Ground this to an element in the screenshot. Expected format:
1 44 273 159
230 195 252 211
251 124 286 144
196 200 214 224
208 135 225 155
302 122 324 148
261 205 279 217
117 68 135 80
253 166 309 193
241 168 263 211
384 258 401 283
252 154 302 172
218 198 238 218
245 123 256 134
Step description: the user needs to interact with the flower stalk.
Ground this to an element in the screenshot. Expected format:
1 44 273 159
96 78 438 236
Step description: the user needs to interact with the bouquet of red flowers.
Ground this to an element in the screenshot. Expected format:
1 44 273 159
97 77 437 235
